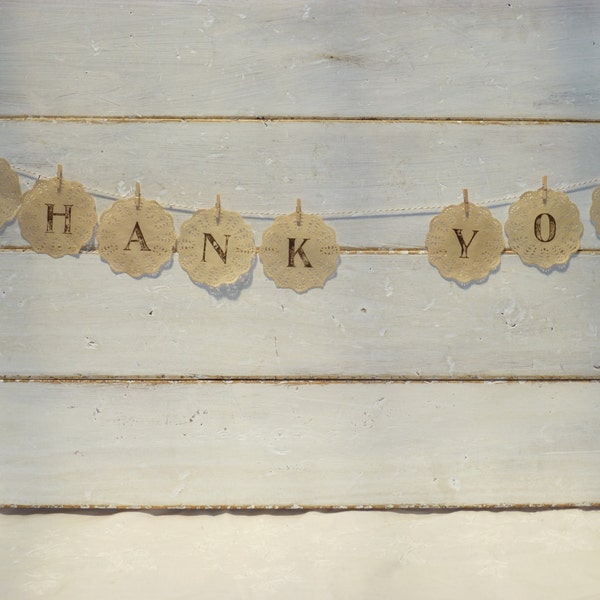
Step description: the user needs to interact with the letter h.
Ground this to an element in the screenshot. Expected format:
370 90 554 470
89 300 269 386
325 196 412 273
46 204 73 234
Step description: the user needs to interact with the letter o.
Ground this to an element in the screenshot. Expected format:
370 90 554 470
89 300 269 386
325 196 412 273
534 212 556 242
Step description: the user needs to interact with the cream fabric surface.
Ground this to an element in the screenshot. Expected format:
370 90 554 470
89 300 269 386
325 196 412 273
1 509 599 599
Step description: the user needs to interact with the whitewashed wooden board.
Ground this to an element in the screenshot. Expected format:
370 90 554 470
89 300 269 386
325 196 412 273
2 0 600 595
0 253 597 379
1 0 599 119
1 0 599 517
1 381 598 508
1 120 599 249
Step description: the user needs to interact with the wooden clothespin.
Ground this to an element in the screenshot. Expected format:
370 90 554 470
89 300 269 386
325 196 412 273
56 164 63 193
215 194 221 223
542 175 548 204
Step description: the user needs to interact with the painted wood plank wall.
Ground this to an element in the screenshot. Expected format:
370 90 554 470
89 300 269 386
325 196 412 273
1 120 600 249
1 0 599 119
2 381 599 508
0 0 598 513
2 2 599 597
0 253 598 380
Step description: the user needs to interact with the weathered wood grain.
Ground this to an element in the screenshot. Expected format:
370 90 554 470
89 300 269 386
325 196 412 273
1 0 598 592
1 1 599 119
1 120 599 249
1 381 598 508
0 253 597 378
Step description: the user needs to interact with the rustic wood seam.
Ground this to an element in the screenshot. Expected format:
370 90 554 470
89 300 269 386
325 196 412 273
2 502 599 510
3 115 600 125
1 376 598 384
1 246 599 254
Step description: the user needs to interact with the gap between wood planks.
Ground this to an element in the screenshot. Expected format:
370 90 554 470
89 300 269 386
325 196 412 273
2 502 599 511
1 376 598 384
3 115 600 125
1 246 600 254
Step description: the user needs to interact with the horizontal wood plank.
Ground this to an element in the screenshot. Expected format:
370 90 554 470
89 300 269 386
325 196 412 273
0 253 598 378
1 1 599 119
1 381 598 507
1 120 599 249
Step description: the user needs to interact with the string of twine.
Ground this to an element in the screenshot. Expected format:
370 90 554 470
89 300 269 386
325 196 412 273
14 166 600 219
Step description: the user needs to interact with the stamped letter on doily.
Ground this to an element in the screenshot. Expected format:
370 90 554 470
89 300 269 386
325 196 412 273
18 169 97 258
505 185 583 269
97 195 176 277
178 202 255 288
259 204 339 292
426 200 505 284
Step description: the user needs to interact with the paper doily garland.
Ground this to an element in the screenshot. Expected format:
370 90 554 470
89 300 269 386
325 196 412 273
505 186 583 269
97 196 176 277
178 204 256 287
260 207 339 292
0 158 22 230
591 186 600 236
426 201 505 283
18 173 97 258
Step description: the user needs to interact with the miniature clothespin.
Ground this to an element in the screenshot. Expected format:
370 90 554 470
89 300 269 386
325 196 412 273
215 194 221 223
542 175 548 204
56 164 63 193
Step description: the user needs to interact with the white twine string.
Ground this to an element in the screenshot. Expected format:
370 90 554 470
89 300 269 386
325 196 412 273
14 167 600 219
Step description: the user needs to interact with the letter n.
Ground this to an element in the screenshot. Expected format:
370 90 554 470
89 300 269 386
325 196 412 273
453 228 479 259
288 238 312 267
202 233 230 264
46 204 73 234
124 222 151 251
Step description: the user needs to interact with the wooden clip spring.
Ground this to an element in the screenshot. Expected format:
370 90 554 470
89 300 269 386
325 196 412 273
135 182 141 210
56 164 63 193
296 198 302 226
463 188 469 217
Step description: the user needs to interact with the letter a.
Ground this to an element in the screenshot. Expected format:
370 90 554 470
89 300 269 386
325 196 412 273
453 228 479 259
288 238 312 267
124 221 151 251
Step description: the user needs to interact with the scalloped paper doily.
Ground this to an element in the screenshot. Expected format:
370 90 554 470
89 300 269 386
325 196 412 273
178 207 255 287
0 158 22 230
260 212 339 292
18 176 97 258
97 196 176 277
426 203 505 283
591 186 600 236
505 187 583 269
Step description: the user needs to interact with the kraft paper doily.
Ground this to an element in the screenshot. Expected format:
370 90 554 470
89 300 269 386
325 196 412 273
97 196 176 278
591 186 600 236
426 202 505 283
18 176 97 258
259 211 339 292
505 187 583 269
178 206 256 287
0 158 22 230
